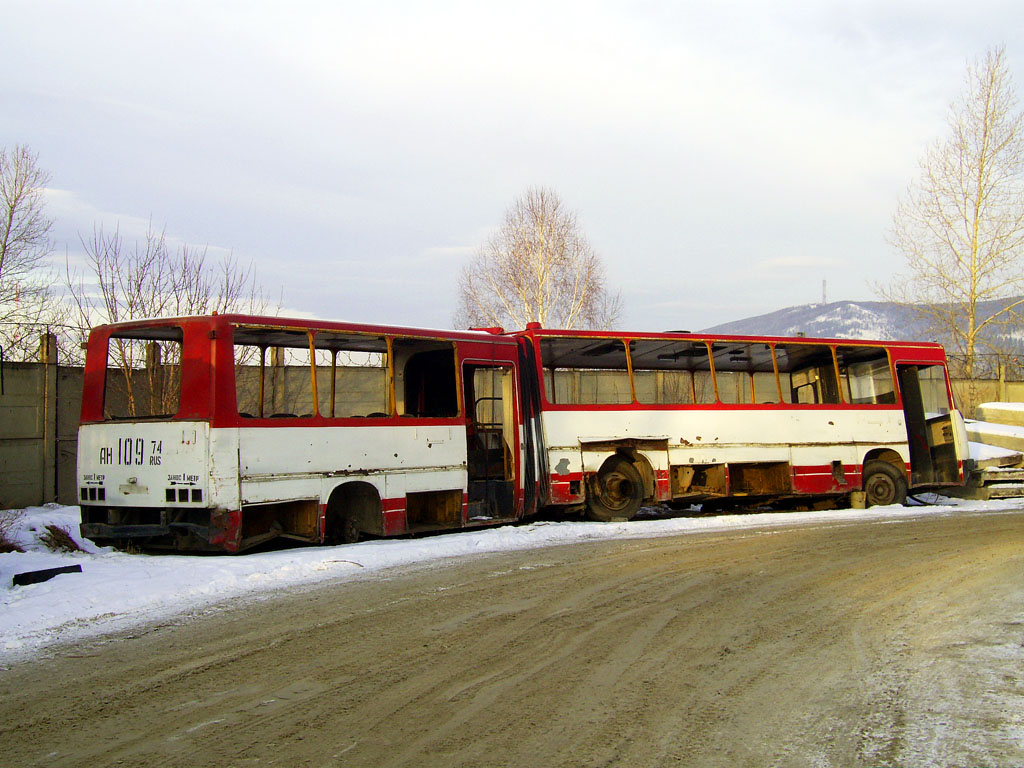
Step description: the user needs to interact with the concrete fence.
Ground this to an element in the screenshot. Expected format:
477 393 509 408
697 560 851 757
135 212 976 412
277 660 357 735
950 378 1024 410
1 336 82 509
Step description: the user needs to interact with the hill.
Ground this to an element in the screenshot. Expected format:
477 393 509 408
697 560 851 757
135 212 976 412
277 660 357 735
701 300 919 340
701 299 1024 351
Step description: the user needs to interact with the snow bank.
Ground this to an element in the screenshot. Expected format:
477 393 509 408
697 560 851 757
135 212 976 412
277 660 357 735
2 499 1022 664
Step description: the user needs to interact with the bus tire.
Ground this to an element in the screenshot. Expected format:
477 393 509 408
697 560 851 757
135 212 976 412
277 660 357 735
587 456 644 522
325 509 362 545
862 460 907 507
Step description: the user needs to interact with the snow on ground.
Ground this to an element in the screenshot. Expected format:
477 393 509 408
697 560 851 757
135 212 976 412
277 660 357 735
2 499 1023 665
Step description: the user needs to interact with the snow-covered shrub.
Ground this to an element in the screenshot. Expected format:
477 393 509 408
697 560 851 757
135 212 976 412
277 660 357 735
0 509 25 553
38 524 84 553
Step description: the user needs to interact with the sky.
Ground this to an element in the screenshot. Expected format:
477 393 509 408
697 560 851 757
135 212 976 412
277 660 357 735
3 0 1024 332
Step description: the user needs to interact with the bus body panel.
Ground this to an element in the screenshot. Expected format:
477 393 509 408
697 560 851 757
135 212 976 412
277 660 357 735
78 421 211 509
209 427 241 510
538 407 913 505
540 408 910 459
235 424 467 503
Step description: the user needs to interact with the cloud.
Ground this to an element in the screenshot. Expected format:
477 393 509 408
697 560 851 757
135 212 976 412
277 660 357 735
754 255 844 271
6 1 1024 333
44 188 238 284
44 188 153 239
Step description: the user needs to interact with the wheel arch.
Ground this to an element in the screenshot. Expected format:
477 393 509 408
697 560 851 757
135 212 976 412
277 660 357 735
861 457 908 506
584 449 653 522
862 448 906 477
324 480 384 542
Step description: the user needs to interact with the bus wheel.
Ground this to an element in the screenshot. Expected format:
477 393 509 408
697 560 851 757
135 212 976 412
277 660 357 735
587 456 644 522
326 510 361 545
341 513 361 544
862 460 907 506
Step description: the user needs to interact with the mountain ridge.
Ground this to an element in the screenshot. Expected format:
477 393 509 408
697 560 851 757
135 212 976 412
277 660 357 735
701 300 922 341
701 299 1024 352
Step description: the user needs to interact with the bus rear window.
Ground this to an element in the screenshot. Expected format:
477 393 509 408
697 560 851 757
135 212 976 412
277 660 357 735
104 329 183 419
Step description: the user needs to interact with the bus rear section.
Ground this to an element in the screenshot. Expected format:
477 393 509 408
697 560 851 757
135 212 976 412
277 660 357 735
77 316 527 552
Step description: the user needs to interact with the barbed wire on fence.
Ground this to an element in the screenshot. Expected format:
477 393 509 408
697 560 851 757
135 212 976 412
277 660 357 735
946 354 1022 380
946 353 1024 381
0 320 89 364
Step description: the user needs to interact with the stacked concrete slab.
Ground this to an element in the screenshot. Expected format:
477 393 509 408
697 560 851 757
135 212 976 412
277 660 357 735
953 403 1024 500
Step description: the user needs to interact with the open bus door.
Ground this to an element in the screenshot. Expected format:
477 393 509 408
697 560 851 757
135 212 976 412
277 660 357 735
463 363 519 521
896 363 962 486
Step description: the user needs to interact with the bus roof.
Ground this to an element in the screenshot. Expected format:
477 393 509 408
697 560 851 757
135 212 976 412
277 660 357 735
86 314 948 353
87 314 520 345
512 325 947 352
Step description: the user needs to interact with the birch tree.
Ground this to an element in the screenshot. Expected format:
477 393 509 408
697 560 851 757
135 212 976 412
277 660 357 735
0 145 57 360
882 47 1024 377
456 187 620 330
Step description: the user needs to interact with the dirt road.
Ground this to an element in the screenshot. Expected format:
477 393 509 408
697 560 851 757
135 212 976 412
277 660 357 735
3 509 1024 767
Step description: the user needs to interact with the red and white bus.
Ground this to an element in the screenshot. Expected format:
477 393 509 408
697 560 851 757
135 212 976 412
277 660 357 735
77 314 967 552
517 326 967 521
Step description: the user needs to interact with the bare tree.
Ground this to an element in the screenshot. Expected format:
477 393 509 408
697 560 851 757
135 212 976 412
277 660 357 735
456 187 620 330
0 145 58 360
881 47 1024 378
65 221 275 415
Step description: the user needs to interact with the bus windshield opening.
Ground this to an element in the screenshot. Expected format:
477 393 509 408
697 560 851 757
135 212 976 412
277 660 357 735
103 328 183 420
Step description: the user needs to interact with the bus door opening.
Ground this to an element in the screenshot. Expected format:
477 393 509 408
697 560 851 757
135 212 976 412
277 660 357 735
896 364 959 486
464 364 517 521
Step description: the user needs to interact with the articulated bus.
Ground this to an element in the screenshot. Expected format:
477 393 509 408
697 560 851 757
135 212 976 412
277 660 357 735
77 314 968 552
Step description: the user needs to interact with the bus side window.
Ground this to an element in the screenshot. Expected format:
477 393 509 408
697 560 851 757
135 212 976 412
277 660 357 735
540 337 631 405
708 342 777 404
626 338 714 406
715 371 748 404
790 369 820 404
836 346 895 405
233 327 315 418
393 339 458 418
752 371 779 404
313 332 389 418
234 343 264 417
775 344 840 405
